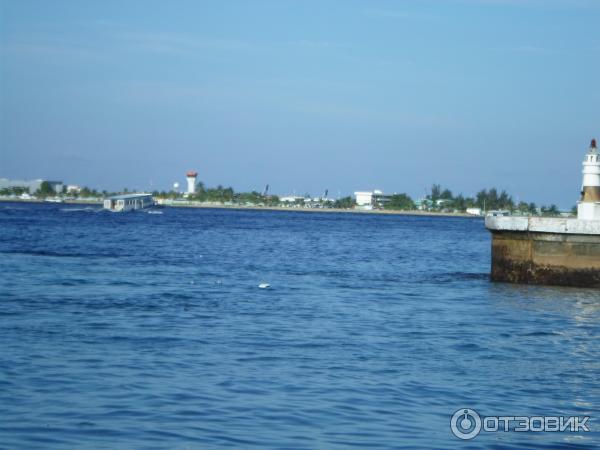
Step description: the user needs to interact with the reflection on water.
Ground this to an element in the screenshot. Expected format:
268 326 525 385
490 282 600 321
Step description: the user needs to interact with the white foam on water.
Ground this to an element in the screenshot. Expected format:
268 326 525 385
60 207 100 213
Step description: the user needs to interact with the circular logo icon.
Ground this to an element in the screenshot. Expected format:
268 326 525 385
450 408 482 440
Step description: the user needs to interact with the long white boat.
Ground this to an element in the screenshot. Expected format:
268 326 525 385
103 193 154 212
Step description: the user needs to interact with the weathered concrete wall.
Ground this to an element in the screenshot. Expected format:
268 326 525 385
486 216 600 235
486 217 600 287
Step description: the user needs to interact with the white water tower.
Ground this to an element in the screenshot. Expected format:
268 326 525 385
186 171 198 195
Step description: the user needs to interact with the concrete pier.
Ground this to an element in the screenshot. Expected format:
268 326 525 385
486 216 600 287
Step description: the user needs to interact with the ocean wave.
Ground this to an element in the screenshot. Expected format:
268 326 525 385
59 207 102 213
0 249 120 258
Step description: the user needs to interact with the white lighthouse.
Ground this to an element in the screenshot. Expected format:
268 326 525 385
186 171 198 196
577 139 600 220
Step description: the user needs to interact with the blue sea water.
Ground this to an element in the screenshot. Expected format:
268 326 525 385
0 202 599 449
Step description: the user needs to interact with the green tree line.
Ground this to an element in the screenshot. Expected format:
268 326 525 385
424 184 562 216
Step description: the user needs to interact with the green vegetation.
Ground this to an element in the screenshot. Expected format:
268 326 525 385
79 187 101 198
193 183 234 202
540 204 561 216
0 186 29 196
35 181 54 197
384 194 415 211
333 196 356 209
153 181 280 206
420 184 565 216
235 191 280 206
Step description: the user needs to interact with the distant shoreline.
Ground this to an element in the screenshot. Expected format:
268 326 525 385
0 197 479 218
165 202 476 218
0 198 101 205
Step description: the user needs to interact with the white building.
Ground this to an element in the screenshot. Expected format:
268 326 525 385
466 208 482 216
280 196 304 203
577 139 600 220
354 191 374 209
186 171 198 195
354 190 392 210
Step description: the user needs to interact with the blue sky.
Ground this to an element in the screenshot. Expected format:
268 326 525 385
1 0 599 206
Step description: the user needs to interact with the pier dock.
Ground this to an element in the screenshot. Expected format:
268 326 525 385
486 139 600 287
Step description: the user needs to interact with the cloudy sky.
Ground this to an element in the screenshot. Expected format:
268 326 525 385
1 0 599 206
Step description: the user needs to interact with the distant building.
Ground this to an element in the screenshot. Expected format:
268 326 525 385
354 190 392 210
280 196 304 203
486 210 510 217
66 185 81 194
48 181 64 193
415 198 433 211
354 191 373 209
466 207 482 216
302 196 332 208
372 190 392 208
0 178 63 194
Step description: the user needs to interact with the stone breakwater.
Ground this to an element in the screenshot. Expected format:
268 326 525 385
486 216 600 287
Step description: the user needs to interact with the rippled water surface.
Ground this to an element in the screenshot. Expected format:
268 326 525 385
1 202 599 449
